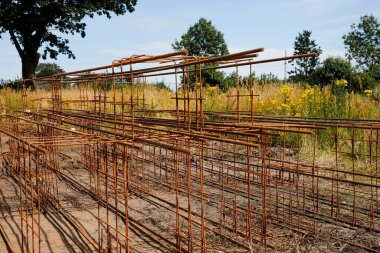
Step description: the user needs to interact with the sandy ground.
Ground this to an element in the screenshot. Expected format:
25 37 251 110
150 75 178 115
0 138 379 252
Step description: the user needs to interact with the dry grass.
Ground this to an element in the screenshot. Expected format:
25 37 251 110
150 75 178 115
0 82 379 120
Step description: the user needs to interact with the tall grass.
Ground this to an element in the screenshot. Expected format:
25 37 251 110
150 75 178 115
204 83 380 119
1 82 377 170
0 82 379 120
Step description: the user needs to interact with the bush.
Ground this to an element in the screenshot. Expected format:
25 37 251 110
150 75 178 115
256 72 280 85
35 63 64 77
312 57 354 87
369 64 380 81
351 72 378 92
220 72 240 92
155 81 171 91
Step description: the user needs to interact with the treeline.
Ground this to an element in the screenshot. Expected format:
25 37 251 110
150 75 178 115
288 14 380 92
2 15 378 94
173 15 380 93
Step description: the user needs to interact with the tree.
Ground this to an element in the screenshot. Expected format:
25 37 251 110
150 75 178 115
256 72 280 85
0 1 137 88
343 15 380 71
221 72 240 92
172 18 229 57
35 63 64 78
369 64 380 81
312 57 354 87
351 72 377 92
312 56 378 92
172 18 229 88
288 30 322 83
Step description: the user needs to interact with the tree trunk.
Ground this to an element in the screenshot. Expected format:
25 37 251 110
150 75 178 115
21 48 39 89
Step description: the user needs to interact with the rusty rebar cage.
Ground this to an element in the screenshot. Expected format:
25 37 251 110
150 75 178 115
0 49 379 252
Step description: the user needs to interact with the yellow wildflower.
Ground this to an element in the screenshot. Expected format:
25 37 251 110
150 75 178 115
301 88 314 99
206 86 217 93
335 79 348 87
281 103 290 110
364 89 372 97
279 85 294 96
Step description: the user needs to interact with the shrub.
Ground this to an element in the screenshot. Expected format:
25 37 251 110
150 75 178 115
312 57 354 87
351 72 377 92
155 81 171 91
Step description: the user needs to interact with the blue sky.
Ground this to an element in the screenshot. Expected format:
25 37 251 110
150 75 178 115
1 0 379 83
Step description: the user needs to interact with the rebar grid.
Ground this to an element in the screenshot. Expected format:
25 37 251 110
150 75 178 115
0 49 379 252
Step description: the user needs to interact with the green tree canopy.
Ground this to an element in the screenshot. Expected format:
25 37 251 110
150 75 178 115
288 30 322 83
221 72 240 92
312 57 354 86
312 56 377 92
369 64 380 81
343 14 380 71
0 0 137 88
35 63 64 78
172 18 229 88
172 18 229 57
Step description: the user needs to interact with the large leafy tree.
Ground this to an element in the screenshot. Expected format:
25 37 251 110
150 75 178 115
312 57 354 86
343 14 380 72
0 0 137 88
35 62 64 77
172 18 229 88
172 18 229 57
288 30 322 83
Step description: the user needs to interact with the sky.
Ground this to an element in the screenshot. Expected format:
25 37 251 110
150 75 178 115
0 0 380 85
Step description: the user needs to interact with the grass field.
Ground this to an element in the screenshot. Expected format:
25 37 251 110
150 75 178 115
1 82 379 120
